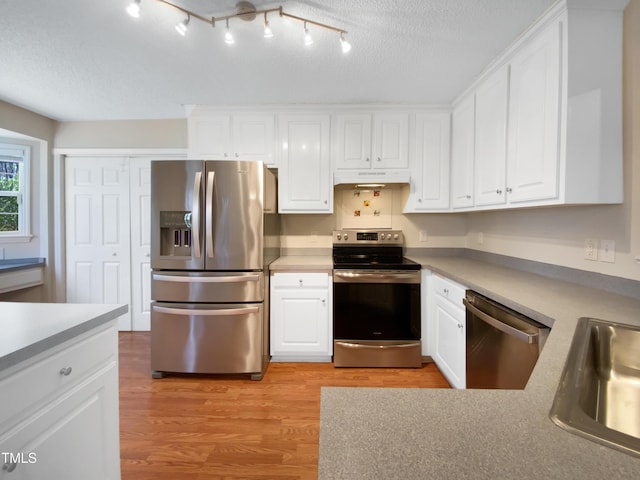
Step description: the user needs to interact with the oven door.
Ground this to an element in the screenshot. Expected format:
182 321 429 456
333 269 421 367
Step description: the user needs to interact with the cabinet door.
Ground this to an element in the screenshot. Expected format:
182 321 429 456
232 114 276 166
334 114 372 170
0 364 120 479
507 21 561 203
433 296 466 389
411 113 450 210
270 288 331 356
451 96 475 209
372 113 409 169
474 66 509 207
188 115 232 159
278 114 332 213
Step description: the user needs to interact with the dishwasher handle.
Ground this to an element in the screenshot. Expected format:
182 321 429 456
463 298 539 344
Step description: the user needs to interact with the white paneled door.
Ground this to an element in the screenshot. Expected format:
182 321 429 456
128 158 152 331
65 156 132 330
65 156 155 331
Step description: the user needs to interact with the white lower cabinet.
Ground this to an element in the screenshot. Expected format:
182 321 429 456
429 273 467 389
270 272 333 361
0 322 120 479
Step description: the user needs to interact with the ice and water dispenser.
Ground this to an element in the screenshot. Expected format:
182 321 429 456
159 211 193 256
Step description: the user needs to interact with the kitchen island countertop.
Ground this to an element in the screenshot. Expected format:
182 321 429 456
318 255 640 479
0 302 128 373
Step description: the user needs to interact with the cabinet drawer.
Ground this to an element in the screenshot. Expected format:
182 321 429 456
271 272 329 289
433 274 466 309
0 324 117 429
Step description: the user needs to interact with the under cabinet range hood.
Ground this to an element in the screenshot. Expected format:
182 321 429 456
333 170 411 186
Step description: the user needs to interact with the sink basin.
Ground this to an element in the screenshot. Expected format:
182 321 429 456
550 317 640 457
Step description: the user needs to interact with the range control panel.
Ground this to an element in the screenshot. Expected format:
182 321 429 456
333 230 404 245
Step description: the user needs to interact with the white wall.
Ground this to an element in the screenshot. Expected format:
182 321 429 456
465 0 640 282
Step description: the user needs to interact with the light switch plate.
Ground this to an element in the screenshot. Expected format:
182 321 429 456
600 240 616 263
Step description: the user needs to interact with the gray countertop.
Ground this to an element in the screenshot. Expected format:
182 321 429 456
0 302 128 373
318 255 640 479
269 255 333 272
0 258 45 273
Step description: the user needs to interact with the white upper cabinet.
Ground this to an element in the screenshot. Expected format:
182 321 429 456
188 111 276 166
334 113 409 170
450 95 475 209
506 19 561 204
447 1 624 211
404 112 451 211
278 113 332 213
333 114 372 170
473 66 509 208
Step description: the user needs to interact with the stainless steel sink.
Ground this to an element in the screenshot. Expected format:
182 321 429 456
550 317 640 457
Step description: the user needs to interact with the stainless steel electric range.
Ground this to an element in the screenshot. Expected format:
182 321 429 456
332 230 422 368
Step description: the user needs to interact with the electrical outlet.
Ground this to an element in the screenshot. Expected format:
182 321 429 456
584 238 598 261
419 230 428 242
599 240 616 263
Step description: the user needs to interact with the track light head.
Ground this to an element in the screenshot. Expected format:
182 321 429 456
224 18 235 45
263 13 273 39
175 14 190 36
340 33 352 54
303 22 313 46
126 0 141 18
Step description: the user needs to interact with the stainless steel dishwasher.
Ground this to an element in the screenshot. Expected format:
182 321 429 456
463 291 550 389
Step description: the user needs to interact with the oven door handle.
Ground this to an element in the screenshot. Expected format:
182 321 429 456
463 298 539 344
333 270 419 282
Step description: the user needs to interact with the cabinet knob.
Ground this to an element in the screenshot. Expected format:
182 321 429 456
418 198 423 203
458 323 464 329
2 462 17 473
496 189 503 195
59 366 73 376
224 153 228 158
365 157 370 162
299 279 303 286
377 157 382 162
322 299 326 305
443 288 449 295
506 187 513 193
235 153 239 158
466 195 471 200
324 200 328 204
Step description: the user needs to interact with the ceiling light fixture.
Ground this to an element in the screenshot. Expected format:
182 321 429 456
175 14 190 36
134 1 350 53
263 12 273 39
126 0 141 18
303 22 314 46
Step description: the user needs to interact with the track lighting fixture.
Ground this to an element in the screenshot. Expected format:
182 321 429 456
126 0 141 18
175 14 189 36
127 1 351 53
303 22 314 46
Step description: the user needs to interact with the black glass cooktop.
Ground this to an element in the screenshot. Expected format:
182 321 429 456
333 246 421 271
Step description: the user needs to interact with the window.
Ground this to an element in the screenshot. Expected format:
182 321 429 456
0 143 30 238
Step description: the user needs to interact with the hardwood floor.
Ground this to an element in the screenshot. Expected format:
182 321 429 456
118 332 451 479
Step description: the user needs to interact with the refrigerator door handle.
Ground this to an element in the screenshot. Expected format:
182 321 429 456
153 306 259 316
206 170 215 258
153 273 261 283
192 171 202 258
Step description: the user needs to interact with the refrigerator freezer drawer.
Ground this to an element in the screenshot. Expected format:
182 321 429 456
151 302 264 375
152 271 264 303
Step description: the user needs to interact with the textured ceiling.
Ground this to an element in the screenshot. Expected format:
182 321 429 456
0 0 557 121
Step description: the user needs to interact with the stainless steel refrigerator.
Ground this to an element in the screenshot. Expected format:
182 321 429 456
150 160 279 380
